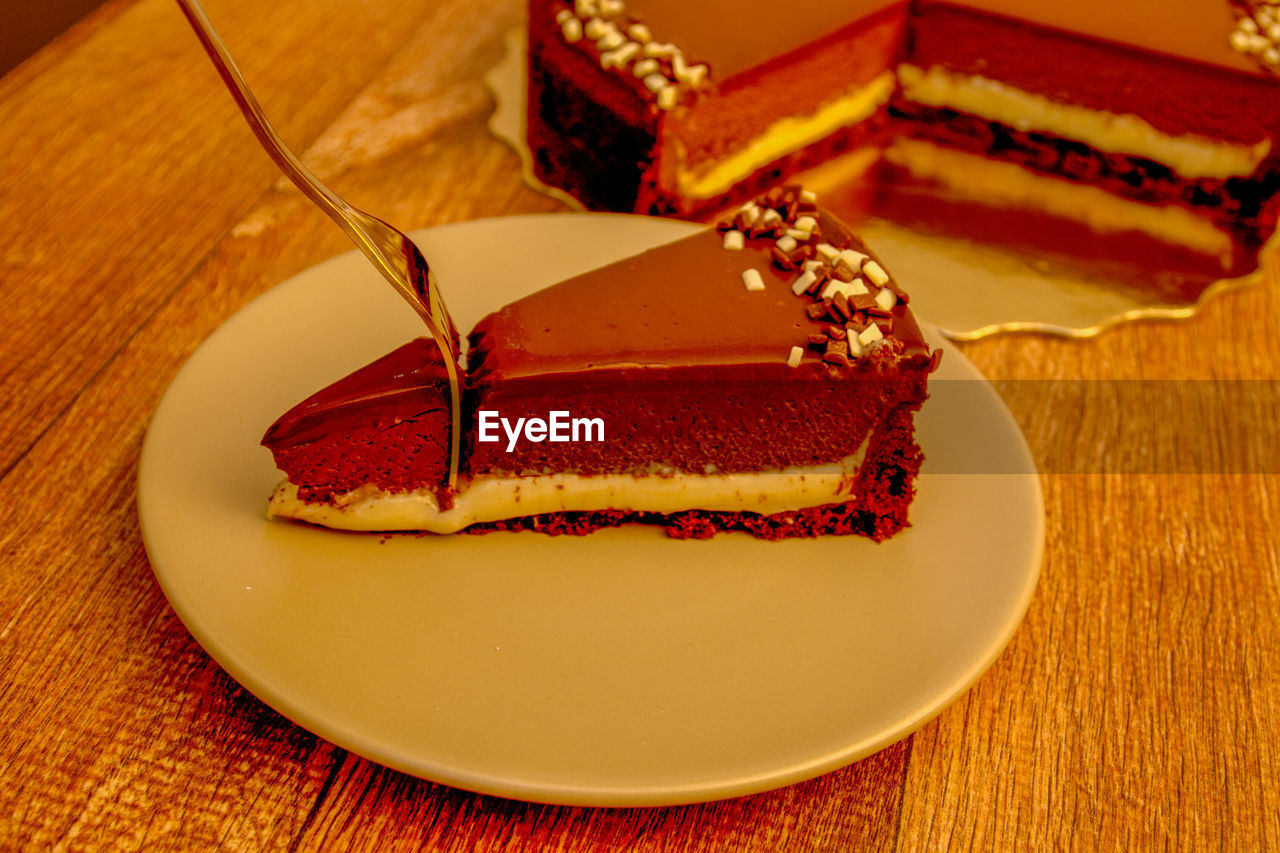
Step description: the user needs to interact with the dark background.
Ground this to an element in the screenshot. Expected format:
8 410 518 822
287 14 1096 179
2 0 108 77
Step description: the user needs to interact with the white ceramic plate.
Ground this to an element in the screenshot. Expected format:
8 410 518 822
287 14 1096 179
139 214 1043 807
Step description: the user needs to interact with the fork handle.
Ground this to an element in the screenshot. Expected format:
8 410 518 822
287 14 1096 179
175 0 449 340
175 0 359 235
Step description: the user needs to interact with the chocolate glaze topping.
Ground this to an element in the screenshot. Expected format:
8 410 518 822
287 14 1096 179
623 0 1277 78
935 0 1270 76
469 188 930 384
264 189 935 490
262 338 450 451
622 0 904 80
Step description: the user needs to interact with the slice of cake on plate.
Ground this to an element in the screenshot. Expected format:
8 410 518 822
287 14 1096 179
261 187 941 540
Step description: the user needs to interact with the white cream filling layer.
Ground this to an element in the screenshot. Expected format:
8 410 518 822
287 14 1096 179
884 138 1234 262
896 64 1271 180
268 446 868 534
676 72 896 201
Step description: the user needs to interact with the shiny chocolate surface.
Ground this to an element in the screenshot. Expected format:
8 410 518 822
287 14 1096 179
628 0 906 79
468 216 928 383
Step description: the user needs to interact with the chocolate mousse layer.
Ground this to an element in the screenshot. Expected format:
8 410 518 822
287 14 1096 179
262 337 454 503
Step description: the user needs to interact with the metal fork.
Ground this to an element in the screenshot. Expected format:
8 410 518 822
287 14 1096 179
176 0 462 492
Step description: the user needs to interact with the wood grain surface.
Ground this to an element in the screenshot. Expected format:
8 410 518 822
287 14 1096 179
1 0 1276 848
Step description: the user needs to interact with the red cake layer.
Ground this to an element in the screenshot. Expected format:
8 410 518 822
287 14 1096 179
261 338 454 503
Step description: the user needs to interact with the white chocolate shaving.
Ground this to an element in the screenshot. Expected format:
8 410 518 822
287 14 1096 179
792 270 819 295
875 288 897 311
815 243 839 263
838 248 867 267
643 41 677 57
596 29 625 51
600 42 640 69
642 73 668 93
863 261 889 286
675 62 707 87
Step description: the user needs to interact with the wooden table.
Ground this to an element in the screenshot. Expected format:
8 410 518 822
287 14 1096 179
2 0 1276 847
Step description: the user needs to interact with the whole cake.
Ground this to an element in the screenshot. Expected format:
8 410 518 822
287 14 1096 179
262 188 941 540
528 0 908 217
526 0 1280 225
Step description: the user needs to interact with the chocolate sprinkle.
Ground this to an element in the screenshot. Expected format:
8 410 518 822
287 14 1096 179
713 184 913 367
832 291 853 321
